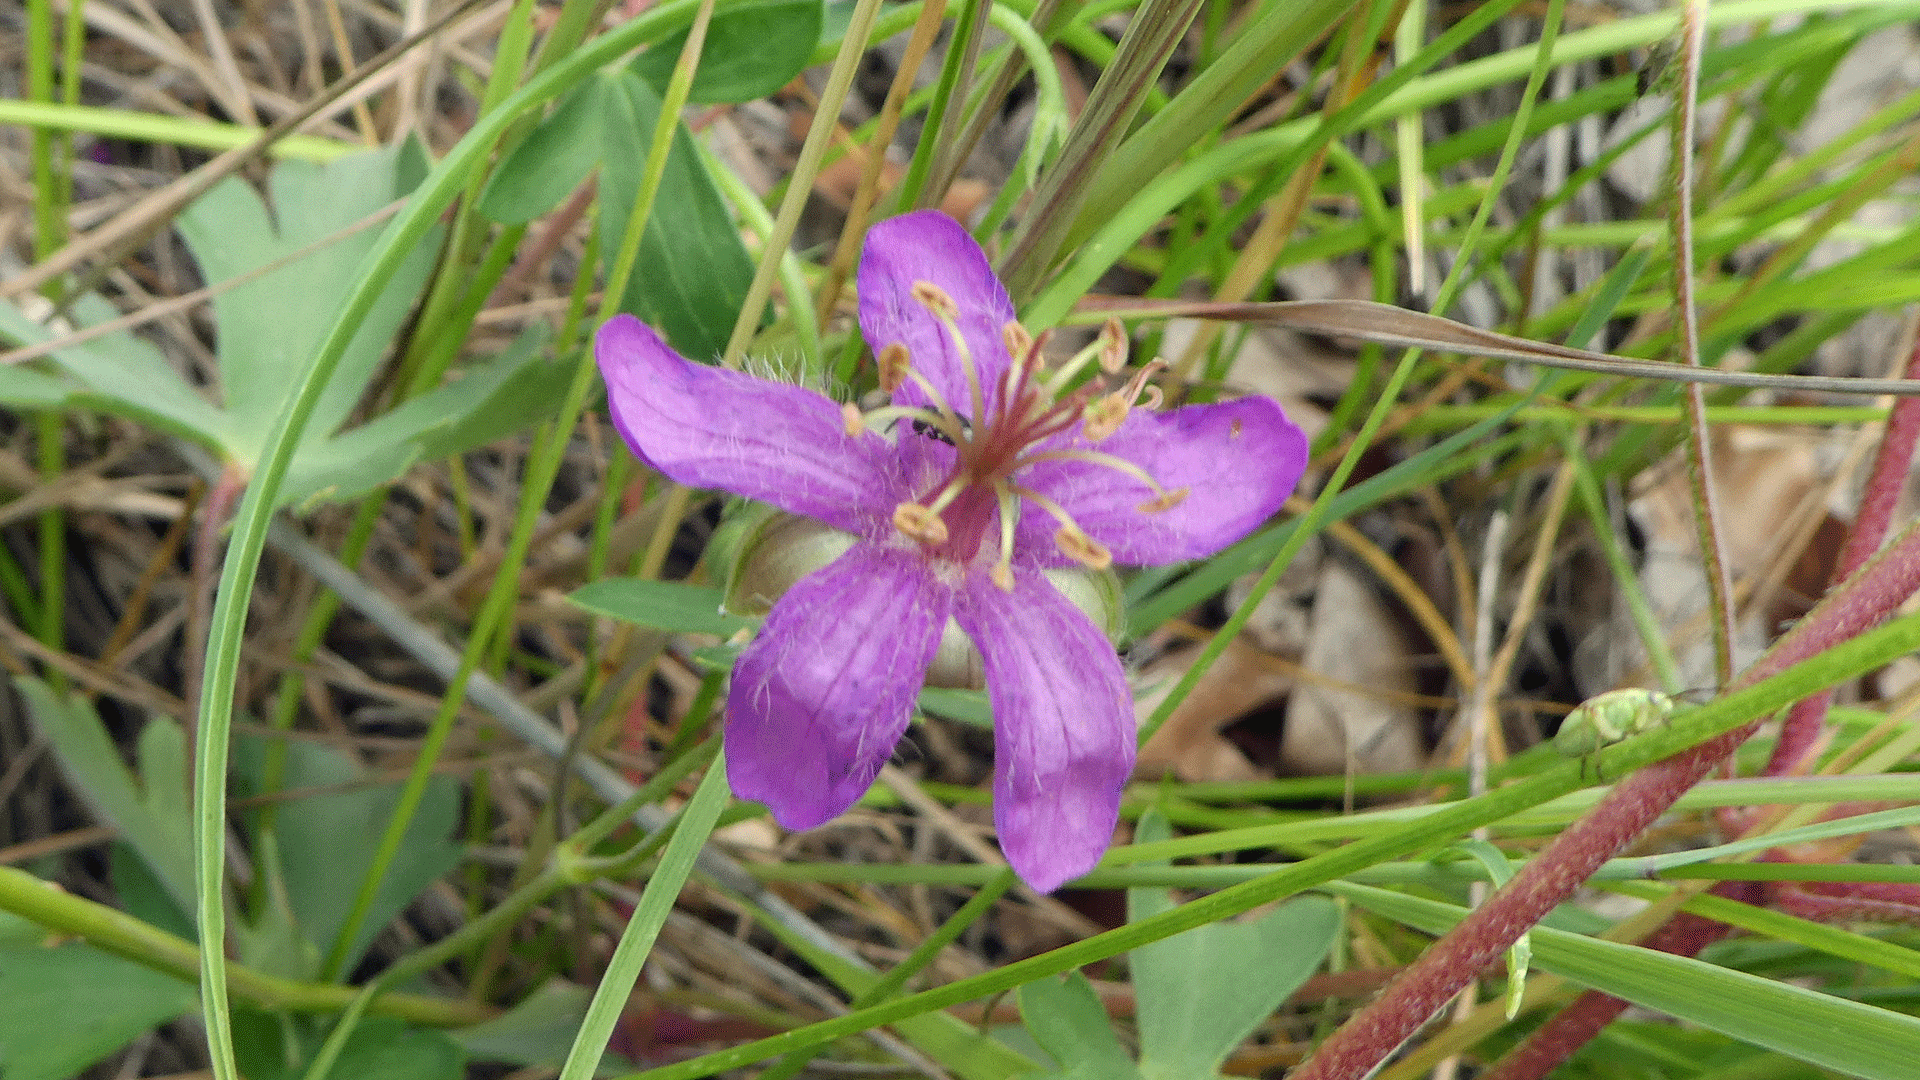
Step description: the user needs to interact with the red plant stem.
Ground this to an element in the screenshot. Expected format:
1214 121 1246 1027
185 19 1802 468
1290 524 1920 1080
1765 335 1920 778
1475 340 1920 1080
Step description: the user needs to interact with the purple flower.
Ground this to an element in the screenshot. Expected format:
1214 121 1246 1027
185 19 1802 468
595 210 1307 891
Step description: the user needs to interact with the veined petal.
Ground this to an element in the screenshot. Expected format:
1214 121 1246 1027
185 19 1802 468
726 543 951 829
859 211 1015 418
952 567 1133 892
597 315 897 533
1015 396 1306 566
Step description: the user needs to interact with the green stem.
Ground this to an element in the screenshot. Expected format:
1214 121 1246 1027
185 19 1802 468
0 98 351 161
314 0 719 983
0 865 490 1027
755 871 1017 1080
628 604 1920 1080
189 5 706 1073
559 764 734 1080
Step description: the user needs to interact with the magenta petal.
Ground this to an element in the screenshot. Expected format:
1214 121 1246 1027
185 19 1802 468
596 316 901 533
726 543 951 829
858 211 1016 417
952 568 1133 892
1016 396 1306 566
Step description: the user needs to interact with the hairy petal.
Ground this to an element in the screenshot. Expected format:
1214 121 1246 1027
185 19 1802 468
597 315 897 533
726 543 951 829
859 211 1016 418
1015 396 1306 566
954 568 1133 892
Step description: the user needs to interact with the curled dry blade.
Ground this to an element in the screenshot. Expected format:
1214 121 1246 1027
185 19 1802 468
1079 297 1920 398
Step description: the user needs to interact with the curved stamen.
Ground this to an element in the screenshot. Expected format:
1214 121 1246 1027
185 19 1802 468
1081 358 1170 441
1014 447 1187 509
990 484 1020 592
1006 484 1113 570
1041 318 1129 397
1081 394 1130 442
894 360 973 445
893 502 949 544
913 281 989 430
1096 316 1129 374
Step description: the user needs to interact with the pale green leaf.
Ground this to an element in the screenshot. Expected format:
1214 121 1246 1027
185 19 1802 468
568 579 751 637
1018 972 1143 1080
0 939 196 1080
1129 811 1338 1079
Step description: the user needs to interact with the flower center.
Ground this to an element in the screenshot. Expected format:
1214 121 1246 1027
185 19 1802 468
847 281 1189 591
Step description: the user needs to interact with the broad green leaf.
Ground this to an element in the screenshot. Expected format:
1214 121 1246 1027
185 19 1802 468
0 363 73 408
14 679 195 913
917 687 993 729
629 0 824 104
289 322 569 505
477 80 608 224
569 578 752 637
234 1012 462 1080
1129 811 1339 1079
599 70 756 362
451 981 637 1072
110 842 195 942
0 301 227 442
234 733 463 978
174 142 440 462
1334 883 1920 1080
1018 972 1143 1080
0 939 196 1080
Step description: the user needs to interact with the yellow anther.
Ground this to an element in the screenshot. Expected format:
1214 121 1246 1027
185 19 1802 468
990 562 1016 592
1137 488 1189 514
1082 393 1131 442
841 403 866 437
877 342 911 393
1002 320 1033 361
1097 316 1129 374
1055 527 1113 570
892 503 950 544
910 281 960 321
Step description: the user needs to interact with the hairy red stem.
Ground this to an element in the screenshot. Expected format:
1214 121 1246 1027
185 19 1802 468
1472 339 1920 1080
1765 335 1920 777
1291 526 1920 1080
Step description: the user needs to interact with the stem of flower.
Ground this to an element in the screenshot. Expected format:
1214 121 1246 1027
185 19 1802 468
1765 333 1920 778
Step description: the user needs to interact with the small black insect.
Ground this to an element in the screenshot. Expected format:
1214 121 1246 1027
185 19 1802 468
910 415 970 446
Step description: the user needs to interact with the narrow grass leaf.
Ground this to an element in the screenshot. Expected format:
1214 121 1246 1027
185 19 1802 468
1334 883 1920 1080
568 579 751 637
